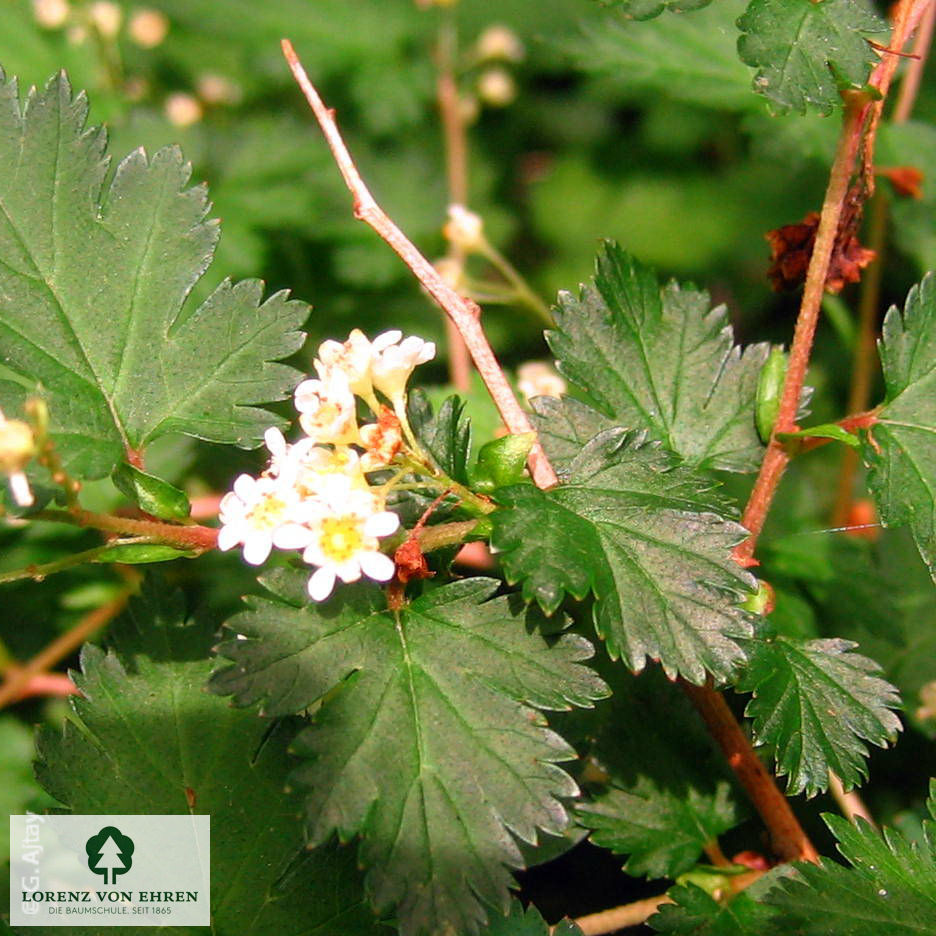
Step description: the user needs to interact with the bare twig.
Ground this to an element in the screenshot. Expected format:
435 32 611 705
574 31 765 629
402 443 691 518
834 0 935 523
0 586 134 710
735 0 929 567
282 39 558 490
828 770 877 827
572 894 672 935
435 13 473 392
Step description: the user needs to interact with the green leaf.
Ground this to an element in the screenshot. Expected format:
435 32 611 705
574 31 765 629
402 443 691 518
210 571 608 936
755 347 787 444
736 633 902 795
572 665 746 879
544 243 770 473
112 463 191 520
864 274 936 582
492 429 756 683
595 0 713 21
0 72 308 480
780 424 861 448
93 542 198 564
650 883 778 934
569 0 758 112
737 0 887 114
482 899 583 935
408 389 472 484
33 577 382 935
765 781 936 933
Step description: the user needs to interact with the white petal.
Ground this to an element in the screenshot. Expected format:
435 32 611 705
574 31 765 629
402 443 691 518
242 533 273 566
273 523 315 550
336 559 363 583
264 426 286 457
372 330 402 352
364 511 400 538
217 524 242 552
9 472 33 507
360 550 395 582
308 567 337 601
233 473 256 502
417 342 436 364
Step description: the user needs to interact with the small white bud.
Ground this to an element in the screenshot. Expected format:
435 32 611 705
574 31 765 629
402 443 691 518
33 0 69 29
476 25 524 63
89 1 122 39
443 204 485 253
196 73 242 106
517 361 566 402
164 92 203 127
478 67 516 108
128 8 169 48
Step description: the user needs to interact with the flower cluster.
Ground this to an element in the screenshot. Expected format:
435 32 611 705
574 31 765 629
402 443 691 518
218 330 436 601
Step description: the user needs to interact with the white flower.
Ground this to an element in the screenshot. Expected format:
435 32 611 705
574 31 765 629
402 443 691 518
217 474 312 565
359 407 403 470
301 486 400 601
517 361 566 402
477 68 516 108
128 8 169 48
314 328 379 399
443 204 485 252
371 334 436 404
295 372 359 444
0 408 35 508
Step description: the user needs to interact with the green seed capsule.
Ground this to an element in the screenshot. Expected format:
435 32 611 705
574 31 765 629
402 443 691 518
756 347 788 444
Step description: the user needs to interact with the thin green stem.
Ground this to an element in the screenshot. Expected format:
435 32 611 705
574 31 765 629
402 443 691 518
398 455 495 516
0 538 154 585
477 241 554 326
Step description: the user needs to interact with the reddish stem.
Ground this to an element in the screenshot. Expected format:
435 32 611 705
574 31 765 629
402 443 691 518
681 681 819 863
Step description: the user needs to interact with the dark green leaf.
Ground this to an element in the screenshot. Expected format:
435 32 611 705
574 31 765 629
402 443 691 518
650 883 778 934
408 389 471 484
492 429 756 683
0 72 308 480
864 274 936 581
545 243 769 473
34 577 382 935
572 665 746 879
482 899 583 935
736 634 902 795
112 463 191 520
737 0 887 114
765 781 936 933
211 571 608 936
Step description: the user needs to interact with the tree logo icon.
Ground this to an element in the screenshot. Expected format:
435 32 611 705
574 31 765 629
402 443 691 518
85 826 134 885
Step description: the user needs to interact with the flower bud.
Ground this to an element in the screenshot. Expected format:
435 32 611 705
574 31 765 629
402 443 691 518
164 93 203 127
478 68 516 108
128 8 169 48
443 204 485 253
33 0 69 29
89 1 122 39
476 25 524 63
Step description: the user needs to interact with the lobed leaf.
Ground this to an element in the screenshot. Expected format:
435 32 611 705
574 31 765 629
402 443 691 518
765 781 936 933
736 0 887 114
736 634 902 796
864 274 936 582
594 0 713 21
211 571 608 936
650 883 779 934
571 665 746 880
542 242 769 473
482 899 582 935
0 71 307 479
491 429 756 683
33 577 382 936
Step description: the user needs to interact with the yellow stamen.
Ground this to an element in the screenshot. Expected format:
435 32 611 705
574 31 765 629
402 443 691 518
319 516 364 562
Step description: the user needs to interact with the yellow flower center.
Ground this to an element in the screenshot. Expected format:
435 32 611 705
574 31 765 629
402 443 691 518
246 495 286 531
319 516 364 562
